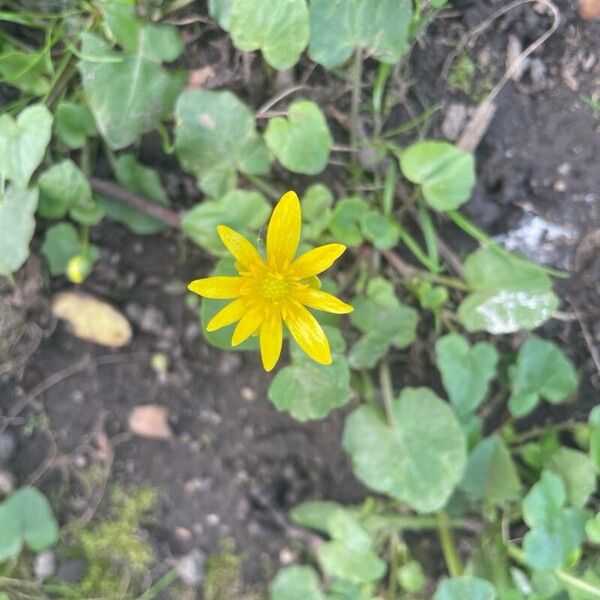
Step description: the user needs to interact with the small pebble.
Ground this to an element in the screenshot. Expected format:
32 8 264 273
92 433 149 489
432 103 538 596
0 432 16 463
216 353 242 376
0 469 15 495
174 549 205 586
206 513 220 526
240 386 256 402
34 550 56 582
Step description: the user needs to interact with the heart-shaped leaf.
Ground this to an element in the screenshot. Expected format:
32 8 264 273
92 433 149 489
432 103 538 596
318 509 387 585
55 101 98 149
175 90 271 197
349 278 418 369
457 249 559 334
0 103 52 188
308 0 413 69
268 328 351 421
41 222 99 276
302 184 333 241
229 0 309 70
399 141 475 211
97 154 170 235
270 565 325 600
434 576 497 600
0 186 38 276
79 5 185 150
522 470 587 570
342 387 467 513
544 447 596 509
182 189 270 255
360 209 400 250
508 337 578 417
0 486 59 563
37 159 104 225
265 100 332 175
460 435 521 512
329 196 369 247
435 333 498 417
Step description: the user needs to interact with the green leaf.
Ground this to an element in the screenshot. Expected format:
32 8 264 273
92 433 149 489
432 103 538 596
290 501 342 535
55 101 98 149
460 435 521 511
360 209 400 250
97 154 170 234
79 17 185 150
585 513 600 544
434 576 497 600
457 249 559 334
399 141 475 211
229 0 309 70
270 565 325 600
589 406 600 474
209 0 235 29
302 184 333 241
545 447 596 508
175 90 271 197
40 222 99 276
0 186 38 276
182 189 270 255
329 196 369 247
349 278 418 369
308 0 413 69
435 333 498 417
0 486 59 563
265 101 332 175
522 470 587 570
268 328 352 421
199 258 259 352
342 387 467 513
37 159 104 225
0 50 49 96
397 560 425 593
318 510 387 585
0 103 52 188
508 337 578 418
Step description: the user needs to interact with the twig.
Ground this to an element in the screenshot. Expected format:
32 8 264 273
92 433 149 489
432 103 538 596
568 297 600 379
350 47 363 164
256 84 308 116
89 178 182 229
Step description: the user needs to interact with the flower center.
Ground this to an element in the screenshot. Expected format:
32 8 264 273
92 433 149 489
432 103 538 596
260 272 290 301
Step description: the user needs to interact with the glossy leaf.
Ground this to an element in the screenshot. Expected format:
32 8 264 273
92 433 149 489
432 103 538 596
41 222 99 276
460 435 521 511
434 576 497 600
508 337 578 418
182 189 270 255
0 186 38 276
457 249 559 334
435 333 498 417
175 90 271 196
270 565 325 600
0 103 52 188
308 0 413 69
342 387 467 513
329 196 369 247
79 7 185 150
229 0 309 70
265 101 332 175
268 328 351 421
349 278 418 369
399 141 475 211
0 486 59 563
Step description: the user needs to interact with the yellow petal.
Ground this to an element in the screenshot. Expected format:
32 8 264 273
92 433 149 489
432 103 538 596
282 299 331 365
217 225 265 272
289 243 346 279
231 305 263 346
188 276 244 299
206 299 247 331
293 287 353 314
267 191 301 270
260 308 283 372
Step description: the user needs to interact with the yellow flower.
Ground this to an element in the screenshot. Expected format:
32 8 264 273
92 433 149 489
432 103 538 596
188 190 353 372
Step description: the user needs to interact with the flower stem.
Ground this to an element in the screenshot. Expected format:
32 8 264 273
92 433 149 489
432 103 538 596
437 510 463 577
